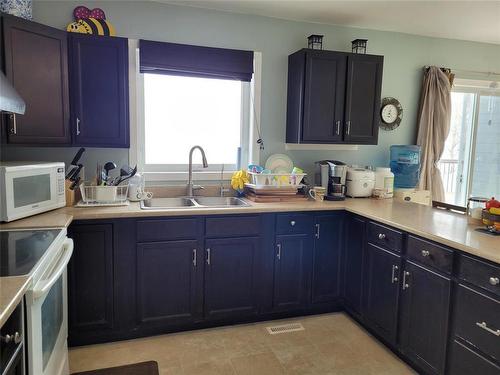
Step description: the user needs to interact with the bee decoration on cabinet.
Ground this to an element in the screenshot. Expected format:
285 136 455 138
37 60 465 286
66 6 116 36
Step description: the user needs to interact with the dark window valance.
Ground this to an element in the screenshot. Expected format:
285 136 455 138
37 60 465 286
139 39 254 82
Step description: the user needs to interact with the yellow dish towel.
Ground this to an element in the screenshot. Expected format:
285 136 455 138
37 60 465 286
231 170 249 191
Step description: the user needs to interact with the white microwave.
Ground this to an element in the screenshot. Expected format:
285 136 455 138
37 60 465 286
0 162 66 222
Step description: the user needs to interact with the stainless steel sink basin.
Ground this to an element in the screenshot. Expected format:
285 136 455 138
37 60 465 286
141 197 196 209
193 197 249 207
140 196 250 209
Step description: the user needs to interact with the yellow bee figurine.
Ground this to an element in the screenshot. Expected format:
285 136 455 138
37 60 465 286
67 18 115 36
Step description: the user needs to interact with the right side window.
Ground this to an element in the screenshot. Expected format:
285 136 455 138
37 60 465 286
438 78 500 206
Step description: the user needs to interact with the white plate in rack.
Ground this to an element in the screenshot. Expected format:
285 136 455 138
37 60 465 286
265 154 293 173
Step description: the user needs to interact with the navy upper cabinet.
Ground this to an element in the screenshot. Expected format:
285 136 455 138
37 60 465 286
344 54 383 144
69 34 129 147
286 48 383 145
299 50 346 143
2 14 71 144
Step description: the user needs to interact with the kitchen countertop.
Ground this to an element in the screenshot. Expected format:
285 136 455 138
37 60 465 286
1 197 498 327
0 276 30 327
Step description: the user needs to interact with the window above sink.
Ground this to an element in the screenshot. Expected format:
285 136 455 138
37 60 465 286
128 40 262 182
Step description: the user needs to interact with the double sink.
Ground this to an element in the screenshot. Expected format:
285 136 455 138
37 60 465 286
140 196 250 210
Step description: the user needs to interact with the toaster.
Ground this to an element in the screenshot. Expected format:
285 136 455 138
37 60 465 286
346 168 375 197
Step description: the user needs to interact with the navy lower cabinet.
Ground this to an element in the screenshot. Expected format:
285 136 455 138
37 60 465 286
68 223 114 343
343 214 366 315
204 237 260 320
136 240 203 330
311 213 343 305
399 261 451 375
273 234 312 311
363 243 401 345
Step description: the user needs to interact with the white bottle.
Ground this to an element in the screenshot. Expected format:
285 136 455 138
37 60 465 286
374 167 395 198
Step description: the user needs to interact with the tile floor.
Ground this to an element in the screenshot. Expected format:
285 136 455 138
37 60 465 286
69 313 417 375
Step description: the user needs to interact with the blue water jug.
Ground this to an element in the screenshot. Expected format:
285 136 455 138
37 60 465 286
390 145 421 189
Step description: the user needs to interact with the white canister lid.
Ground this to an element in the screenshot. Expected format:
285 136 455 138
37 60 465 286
376 167 392 173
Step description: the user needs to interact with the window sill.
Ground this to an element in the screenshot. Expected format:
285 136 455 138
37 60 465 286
143 171 236 182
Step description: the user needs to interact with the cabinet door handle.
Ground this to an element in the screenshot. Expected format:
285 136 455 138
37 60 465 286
290 220 296 227
335 120 341 135
421 250 430 257
391 265 399 284
402 271 410 290
206 248 211 265
9 114 17 135
489 277 499 286
192 249 197 267
277 243 282 260
346 121 351 135
315 223 320 239
476 321 500 337
76 117 81 136
378 233 386 240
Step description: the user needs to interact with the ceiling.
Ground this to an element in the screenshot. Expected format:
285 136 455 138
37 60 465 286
162 1 500 45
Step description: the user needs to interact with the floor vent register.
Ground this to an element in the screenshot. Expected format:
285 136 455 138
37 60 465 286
266 322 305 335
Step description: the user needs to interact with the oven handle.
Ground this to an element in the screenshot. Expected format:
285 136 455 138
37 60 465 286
32 238 74 299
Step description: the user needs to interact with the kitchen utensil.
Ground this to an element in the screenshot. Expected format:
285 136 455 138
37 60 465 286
69 177 80 190
113 165 137 186
70 147 85 167
103 162 117 185
67 164 83 181
265 154 293 173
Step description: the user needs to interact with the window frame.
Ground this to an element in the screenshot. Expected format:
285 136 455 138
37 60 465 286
438 78 500 206
128 40 262 181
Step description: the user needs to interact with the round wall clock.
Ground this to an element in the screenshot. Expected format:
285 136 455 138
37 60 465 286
380 97 403 130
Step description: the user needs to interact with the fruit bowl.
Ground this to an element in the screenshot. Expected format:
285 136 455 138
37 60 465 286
481 209 500 234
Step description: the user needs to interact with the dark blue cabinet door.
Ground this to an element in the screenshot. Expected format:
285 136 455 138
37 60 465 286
3 14 71 144
69 34 129 147
311 213 343 304
399 261 451 375
302 50 346 143
343 215 366 314
344 54 383 144
68 224 114 341
136 240 202 329
274 234 312 311
204 237 260 320
364 243 401 345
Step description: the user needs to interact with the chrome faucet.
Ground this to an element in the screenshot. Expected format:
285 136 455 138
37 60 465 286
187 145 208 196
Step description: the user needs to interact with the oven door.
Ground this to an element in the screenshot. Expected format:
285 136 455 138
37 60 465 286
3 166 60 222
25 238 73 375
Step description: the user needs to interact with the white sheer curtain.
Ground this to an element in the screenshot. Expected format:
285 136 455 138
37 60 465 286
417 66 454 202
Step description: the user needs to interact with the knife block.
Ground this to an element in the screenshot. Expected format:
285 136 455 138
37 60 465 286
65 180 81 207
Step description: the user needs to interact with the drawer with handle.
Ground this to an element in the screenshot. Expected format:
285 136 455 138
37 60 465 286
367 221 403 253
453 284 500 361
459 255 500 297
407 235 454 274
448 340 500 375
276 213 313 235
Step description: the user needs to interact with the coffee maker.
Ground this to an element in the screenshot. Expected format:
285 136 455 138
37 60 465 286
315 160 347 201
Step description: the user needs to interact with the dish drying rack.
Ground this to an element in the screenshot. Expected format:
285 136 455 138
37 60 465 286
76 183 130 207
247 171 306 188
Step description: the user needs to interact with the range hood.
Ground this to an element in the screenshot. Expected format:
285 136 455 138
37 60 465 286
0 72 26 114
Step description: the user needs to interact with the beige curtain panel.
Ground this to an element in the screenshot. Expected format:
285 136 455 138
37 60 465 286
416 66 454 202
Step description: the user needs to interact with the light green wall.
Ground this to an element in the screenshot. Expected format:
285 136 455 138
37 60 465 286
3 0 500 178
